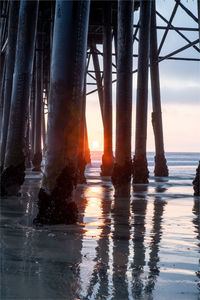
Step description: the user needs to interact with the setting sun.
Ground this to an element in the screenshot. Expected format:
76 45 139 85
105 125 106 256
92 141 99 150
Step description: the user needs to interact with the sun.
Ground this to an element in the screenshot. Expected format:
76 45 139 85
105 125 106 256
92 141 99 150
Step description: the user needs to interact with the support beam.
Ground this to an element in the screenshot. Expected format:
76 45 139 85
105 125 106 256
91 45 104 123
0 0 39 196
156 11 200 54
34 0 90 225
198 0 200 48
101 2 114 176
111 0 134 196
133 24 199 32
32 28 43 172
157 1 179 55
133 0 151 184
175 0 198 23
158 38 199 63
150 0 168 177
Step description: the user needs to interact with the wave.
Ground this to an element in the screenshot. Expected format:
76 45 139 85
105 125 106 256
90 151 200 167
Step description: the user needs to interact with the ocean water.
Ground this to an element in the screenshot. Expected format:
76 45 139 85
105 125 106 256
1 152 200 300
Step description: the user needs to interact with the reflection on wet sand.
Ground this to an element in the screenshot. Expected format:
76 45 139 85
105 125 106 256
131 183 167 299
112 187 131 299
1 168 199 299
0 179 167 299
192 197 200 291
145 196 167 295
83 185 112 299
2 179 86 299
192 197 200 246
79 182 168 299
131 185 148 299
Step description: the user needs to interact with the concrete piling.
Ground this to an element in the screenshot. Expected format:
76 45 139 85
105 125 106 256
0 0 39 196
112 0 134 196
0 2 20 169
32 20 43 172
133 0 151 184
34 0 90 225
150 0 168 177
101 2 114 176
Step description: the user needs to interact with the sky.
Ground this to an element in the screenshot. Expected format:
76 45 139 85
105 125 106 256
86 0 200 152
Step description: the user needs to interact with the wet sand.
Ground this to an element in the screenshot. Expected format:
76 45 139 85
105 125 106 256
1 157 200 299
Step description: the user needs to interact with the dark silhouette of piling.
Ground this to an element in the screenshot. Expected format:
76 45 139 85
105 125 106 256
32 17 43 172
0 2 20 169
2 0 199 225
133 0 151 184
101 2 114 176
30 75 36 160
112 0 134 196
1 0 39 196
34 0 90 225
150 0 168 177
193 161 200 196
77 82 87 184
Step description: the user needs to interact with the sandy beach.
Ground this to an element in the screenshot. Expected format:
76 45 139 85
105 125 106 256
1 152 200 299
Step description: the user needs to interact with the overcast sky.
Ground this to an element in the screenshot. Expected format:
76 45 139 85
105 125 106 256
86 0 200 152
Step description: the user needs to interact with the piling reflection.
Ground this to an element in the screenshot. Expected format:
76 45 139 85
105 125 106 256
96 185 112 299
145 196 167 295
32 185 87 300
1 176 40 299
83 185 104 238
154 177 168 194
131 183 167 298
112 187 131 299
1 180 87 299
192 197 200 291
80 181 168 299
1 168 199 299
192 197 200 245
131 185 148 298
34 185 86 300
145 178 167 296
84 184 112 299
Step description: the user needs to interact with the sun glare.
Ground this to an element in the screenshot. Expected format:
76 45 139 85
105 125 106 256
92 141 99 150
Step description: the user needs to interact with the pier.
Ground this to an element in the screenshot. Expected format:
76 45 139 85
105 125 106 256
0 1 200 299
0 1 199 221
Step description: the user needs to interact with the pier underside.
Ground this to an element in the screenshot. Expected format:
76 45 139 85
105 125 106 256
0 1 200 299
0 0 199 221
